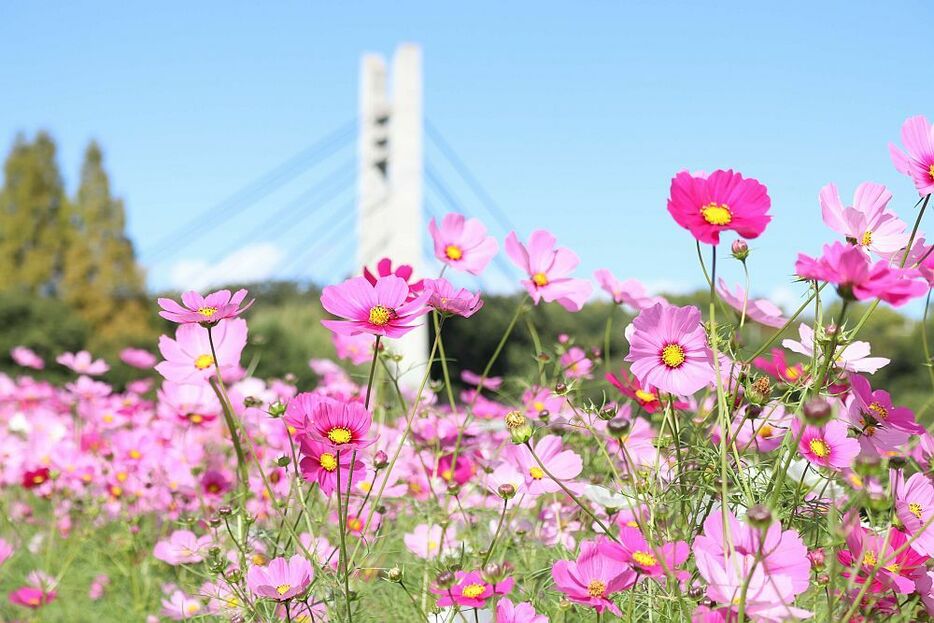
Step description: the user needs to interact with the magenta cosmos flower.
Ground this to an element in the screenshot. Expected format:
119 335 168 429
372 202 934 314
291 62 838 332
11 346 43 370
421 277 484 318
624 303 714 396
431 569 514 608
848 374 923 435
9 586 56 609
599 526 689 579
497 598 549 623
320 275 429 338
796 241 928 306
291 395 374 450
819 182 908 255
246 554 313 601
155 319 247 384
428 212 499 275
119 347 157 369
158 288 253 325
552 538 637 616
667 169 771 245
505 230 593 312
890 115 934 195
794 419 860 471
593 269 665 310
298 438 365 496
896 472 934 557
716 279 787 328
503 434 582 496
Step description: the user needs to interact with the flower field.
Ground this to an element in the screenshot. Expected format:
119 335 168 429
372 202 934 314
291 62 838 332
2 115 934 622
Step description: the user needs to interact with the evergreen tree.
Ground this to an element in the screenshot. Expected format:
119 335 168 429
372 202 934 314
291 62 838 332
0 132 68 295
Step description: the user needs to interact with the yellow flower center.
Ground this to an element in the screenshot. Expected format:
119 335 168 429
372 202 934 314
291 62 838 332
368 305 393 326
327 427 353 444
701 203 733 226
444 244 464 261
809 438 830 459
757 424 774 439
129 449 142 460
929 163 934 181
785 366 800 380
319 453 338 472
868 402 888 420
532 272 549 287
529 466 545 480
635 389 656 403
188 413 204 424
910 502 923 519
632 551 658 568
348 517 363 532
116 471 128 482
275 584 292 596
252 553 267 566
198 306 218 318
587 579 607 598
533 400 546 412
441 469 453 481
862 551 877 567
886 562 901 573
661 344 686 368
461 583 486 599
358 481 371 492
860 231 873 247
194 354 214 369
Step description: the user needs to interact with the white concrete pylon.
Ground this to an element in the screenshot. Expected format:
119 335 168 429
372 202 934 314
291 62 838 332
357 44 428 387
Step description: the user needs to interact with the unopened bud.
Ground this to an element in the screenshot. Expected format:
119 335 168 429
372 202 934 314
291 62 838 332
554 383 568 396
276 456 290 467
218 505 233 517
808 548 825 570
243 396 263 409
746 376 771 405
482 562 505 584
497 483 516 500
606 418 631 439
731 239 749 261
435 571 456 589
386 567 403 583
746 504 772 529
268 401 287 418
888 455 908 470
802 398 832 425
373 450 389 470
598 406 617 421
505 411 532 445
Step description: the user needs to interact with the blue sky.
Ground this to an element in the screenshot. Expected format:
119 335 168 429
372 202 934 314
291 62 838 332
1 2 931 313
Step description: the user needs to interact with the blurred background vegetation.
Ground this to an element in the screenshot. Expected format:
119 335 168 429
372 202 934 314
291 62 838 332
1 131 931 413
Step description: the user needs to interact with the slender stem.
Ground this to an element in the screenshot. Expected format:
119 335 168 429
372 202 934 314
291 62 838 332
207 326 248 487
335 449 353 623
603 305 615 372
474 297 527 401
900 193 930 268
482 499 509 566
743 283 825 364
364 336 381 410
922 291 934 391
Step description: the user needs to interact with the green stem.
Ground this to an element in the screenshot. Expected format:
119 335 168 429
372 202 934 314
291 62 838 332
364 336 381 410
207 326 248 488
482 499 509 566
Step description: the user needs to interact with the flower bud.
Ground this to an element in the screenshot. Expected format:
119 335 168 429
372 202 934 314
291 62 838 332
481 562 504 584
276 456 290 467
554 382 568 396
373 450 389 470
497 483 516 500
802 398 832 425
888 455 908 470
687 585 705 600
746 504 772 529
218 505 233 517
268 401 287 418
606 418 630 439
505 411 532 445
386 567 403 583
435 571 456 589
598 406 617 421
731 239 749 261
745 376 771 406
243 396 263 409
807 548 825 570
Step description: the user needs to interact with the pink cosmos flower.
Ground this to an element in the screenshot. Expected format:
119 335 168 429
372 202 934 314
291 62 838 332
552 538 637 616
155 319 247 385
320 275 429 338
560 346 593 379
505 230 593 312
153 530 213 565
57 350 109 375
11 346 43 370
497 598 549 623
88 574 109 601
119 347 157 369
593 270 665 310
716 279 787 328
332 331 379 365
298 438 365 496
847 374 922 435
431 570 514 608
605 368 670 414
421 278 484 318
428 212 499 274
160 589 202 620
796 241 928 306
9 586 56 609
783 323 889 374
837 523 926 594
461 369 503 390
667 169 771 245
246 555 313 601
819 182 909 255
158 288 252 325
0 539 12 566
363 257 424 295
753 349 804 384
157 381 220 426
794 419 860 470
504 434 582 496
625 303 714 396
733 402 793 453
694 508 811 596
599 526 688 579
292 395 374 451
889 115 934 195
403 523 458 559
895 472 934 557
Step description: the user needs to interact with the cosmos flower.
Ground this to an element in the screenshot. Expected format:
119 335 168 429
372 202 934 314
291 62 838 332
504 434 582 496
421 278 484 318
796 241 927 306
496 598 550 623
431 569 514 608
153 530 213 565
298 438 365 496
624 303 714 396
10 347 43 370
158 289 253 325
593 270 665 310
160 590 202 620
895 472 934 557
57 350 109 376
889 115 934 195
782 323 889 374
119 348 157 369
794 419 861 471
291 395 374 451
428 212 499 274
320 275 429 338
505 230 593 312
8 586 56 609
560 346 593 379
666 169 771 245
716 279 787 328
403 523 458 559
552 538 637 616
599 526 689 579
363 257 424 296
847 374 923 435
155 319 248 385
752 348 805 384
819 182 909 255
246 555 313 601
332 331 380 366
